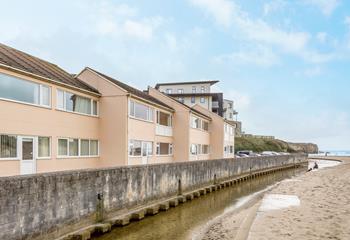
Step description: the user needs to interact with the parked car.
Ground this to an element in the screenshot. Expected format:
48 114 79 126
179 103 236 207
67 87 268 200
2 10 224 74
237 150 253 156
261 151 279 156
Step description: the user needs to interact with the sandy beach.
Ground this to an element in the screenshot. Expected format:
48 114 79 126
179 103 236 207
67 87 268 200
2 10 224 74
201 157 350 240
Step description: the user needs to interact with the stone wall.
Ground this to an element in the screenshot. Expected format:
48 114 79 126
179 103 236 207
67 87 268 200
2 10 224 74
0 154 307 240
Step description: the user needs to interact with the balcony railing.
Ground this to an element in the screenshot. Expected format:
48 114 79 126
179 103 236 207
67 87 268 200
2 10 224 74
156 125 173 137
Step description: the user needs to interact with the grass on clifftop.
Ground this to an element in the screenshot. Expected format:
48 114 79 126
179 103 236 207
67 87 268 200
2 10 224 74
235 137 296 153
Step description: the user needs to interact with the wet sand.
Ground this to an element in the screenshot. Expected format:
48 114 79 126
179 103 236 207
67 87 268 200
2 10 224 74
201 157 350 240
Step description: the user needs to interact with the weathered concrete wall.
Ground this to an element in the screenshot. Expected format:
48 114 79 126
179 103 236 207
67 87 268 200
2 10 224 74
0 154 307 240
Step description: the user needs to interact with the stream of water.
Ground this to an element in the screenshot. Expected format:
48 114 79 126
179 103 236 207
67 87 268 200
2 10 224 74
93 166 307 240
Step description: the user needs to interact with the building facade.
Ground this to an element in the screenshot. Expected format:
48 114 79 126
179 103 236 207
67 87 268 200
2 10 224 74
155 81 224 116
0 43 236 177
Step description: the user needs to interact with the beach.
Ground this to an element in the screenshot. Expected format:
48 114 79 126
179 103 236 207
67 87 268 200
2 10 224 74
201 157 350 240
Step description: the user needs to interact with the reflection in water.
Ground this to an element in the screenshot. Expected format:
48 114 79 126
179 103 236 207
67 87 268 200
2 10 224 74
94 168 304 240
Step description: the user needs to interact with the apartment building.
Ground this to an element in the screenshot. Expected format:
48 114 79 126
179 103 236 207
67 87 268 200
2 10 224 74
223 99 238 121
0 43 101 177
192 105 235 159
155 81 224 116
0 43 236 177
148 87 212 161
76 68 175 166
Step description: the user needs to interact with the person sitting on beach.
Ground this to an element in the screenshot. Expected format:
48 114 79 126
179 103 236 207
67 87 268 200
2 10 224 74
313 162 319 169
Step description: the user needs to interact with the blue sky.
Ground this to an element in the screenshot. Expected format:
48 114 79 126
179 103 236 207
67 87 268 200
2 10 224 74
1 0 349 150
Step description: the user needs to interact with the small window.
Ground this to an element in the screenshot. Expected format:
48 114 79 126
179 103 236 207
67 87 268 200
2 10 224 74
202 121 209 131
166 89 172 94
58 139 68 156
200 97 205 103
202 145 210 154
40 85 51 107
190 144 198 155
38 137 50 158
68 139 79 156
156 142 172 155
0 135 17 159
129 140 142 156
177 89 184 94
92 100 98 116
191 96 195 104
201 86 205 93
80 139 90 156
192 86 196 93
90 140 99 156
178 97 184 103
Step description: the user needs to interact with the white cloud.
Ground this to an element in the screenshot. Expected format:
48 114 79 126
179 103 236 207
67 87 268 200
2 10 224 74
263 0 287 16
302 0 340 16
316 32 327 43
304 66 322 77
214 45 279 67
189 0 234 27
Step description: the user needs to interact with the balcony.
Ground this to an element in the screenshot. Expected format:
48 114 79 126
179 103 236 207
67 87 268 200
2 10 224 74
212 101 219 108
156 125 173 137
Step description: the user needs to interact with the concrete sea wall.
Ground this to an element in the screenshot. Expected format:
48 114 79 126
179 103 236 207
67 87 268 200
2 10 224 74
0 154 307 240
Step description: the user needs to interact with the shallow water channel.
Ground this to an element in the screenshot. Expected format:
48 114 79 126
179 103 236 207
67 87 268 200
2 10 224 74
94 167 306 240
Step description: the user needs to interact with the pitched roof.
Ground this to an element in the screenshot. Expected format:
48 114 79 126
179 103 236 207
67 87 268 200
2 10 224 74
155 80 219 89
0 43 99 94
85 68 174 111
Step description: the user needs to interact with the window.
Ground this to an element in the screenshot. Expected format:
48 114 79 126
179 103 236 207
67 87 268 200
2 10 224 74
191 116 201 129
190 144 198 155
129 140 142 156
156 143 173 155
129 140 153 156
90 140 99 156
191 96 195 104
178 97 184 103
228 103 233 109
157 111 172 127
57 89 97 116
0 135 17 159
80 139 90 156
229 113 233 119
129 100 154 122
202 121 209 131
0 73 51 107
166 89 172 94
202 145 210 154
58 138 99 157
177 89 184 94
225 145 234 154
201 86 205 93
69 139 79 156
92 100 98 116
58 139 68 156
192 86 196 93
38 137 50 158
200 97 205 103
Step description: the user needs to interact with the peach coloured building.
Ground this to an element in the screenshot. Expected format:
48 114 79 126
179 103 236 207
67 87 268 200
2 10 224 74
0 43 235 177
0 43 100 177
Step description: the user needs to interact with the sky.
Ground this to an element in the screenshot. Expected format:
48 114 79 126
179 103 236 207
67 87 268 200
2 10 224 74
1 0 349 150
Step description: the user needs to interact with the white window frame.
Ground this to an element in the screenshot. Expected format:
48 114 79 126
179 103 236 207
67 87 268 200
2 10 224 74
201 86 205 93
156 142 173 156
129 99 154 123
56 89 98 117
166 89 173 94
0 134 19 161
200 97 205 103
191 96 195 104
57 138 99 158
37 136 51 160
177 89 184 94
192 86 196 93
0 73 52 109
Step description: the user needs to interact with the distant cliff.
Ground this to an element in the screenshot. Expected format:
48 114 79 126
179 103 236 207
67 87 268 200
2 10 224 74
235 137 318 154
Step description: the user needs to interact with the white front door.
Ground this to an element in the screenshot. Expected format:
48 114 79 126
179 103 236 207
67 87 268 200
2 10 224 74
142 142 149 165
20 137 36 175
